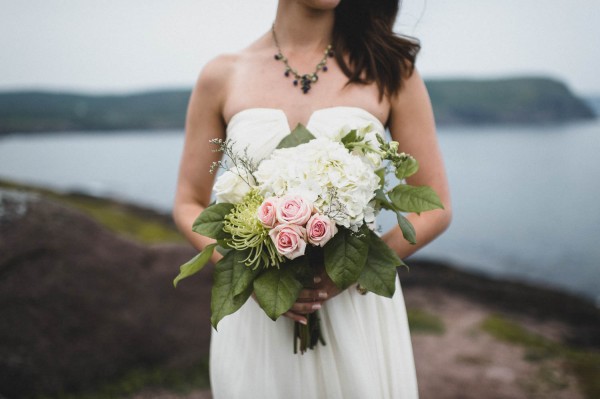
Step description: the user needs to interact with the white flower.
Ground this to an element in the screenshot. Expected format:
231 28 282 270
213 166 255 204
255 137 380 231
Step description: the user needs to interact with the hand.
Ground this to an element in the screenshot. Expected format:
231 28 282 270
282 271 342 325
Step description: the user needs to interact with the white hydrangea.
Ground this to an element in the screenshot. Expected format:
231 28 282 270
254 137 380 231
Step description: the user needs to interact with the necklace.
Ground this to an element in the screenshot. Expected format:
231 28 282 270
271 23 334 94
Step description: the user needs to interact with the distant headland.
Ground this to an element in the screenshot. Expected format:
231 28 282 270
0 76 596 134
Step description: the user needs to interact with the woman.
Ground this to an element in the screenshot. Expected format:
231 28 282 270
173 0 451 397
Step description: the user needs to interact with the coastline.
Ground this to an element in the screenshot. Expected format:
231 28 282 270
1 183 599 398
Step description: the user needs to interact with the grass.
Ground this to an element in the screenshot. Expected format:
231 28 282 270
56 195 184 244
481 314 600 399
1 179 184 244
407 308 445 335
35 358 210 399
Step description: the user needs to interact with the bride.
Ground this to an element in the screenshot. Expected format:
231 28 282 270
173 0 451 397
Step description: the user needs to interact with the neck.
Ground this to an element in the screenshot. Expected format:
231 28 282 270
274 1 335 52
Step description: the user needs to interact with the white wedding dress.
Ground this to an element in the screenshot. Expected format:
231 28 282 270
210 106 419 399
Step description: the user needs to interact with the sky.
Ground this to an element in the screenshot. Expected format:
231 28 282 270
1 0 599 95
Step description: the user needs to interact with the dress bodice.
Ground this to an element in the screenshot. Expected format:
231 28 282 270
225 106 386 162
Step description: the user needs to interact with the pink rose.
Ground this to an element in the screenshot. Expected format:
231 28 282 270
275 195 313 225
257 197 279 228
306 214 338 247
269 224 307 260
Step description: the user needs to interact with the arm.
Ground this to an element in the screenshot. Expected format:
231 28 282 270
172 55 234 263
287 70 452 322
382 67 452 256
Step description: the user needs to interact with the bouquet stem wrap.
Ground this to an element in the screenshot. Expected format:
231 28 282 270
294 247 326 354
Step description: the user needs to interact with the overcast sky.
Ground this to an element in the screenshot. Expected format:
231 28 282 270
1 0 599 95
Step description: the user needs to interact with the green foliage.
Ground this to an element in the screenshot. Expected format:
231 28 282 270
481 315 600 399
173 243 217 287
396 212 417 245
394 156 419 180
324 226 369 290
357 230 402 297
389 185 444 214
407 308 445 334
192 203 234 239
253 266 303 321
340 129 360 146
210 250 254 329
276 123 316 148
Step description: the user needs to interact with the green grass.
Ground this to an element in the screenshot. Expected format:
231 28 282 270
1 179 184 244
407 308 445 335
36 358 210 399
481 314 600 399
56 195 184 244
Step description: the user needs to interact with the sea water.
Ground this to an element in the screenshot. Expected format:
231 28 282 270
1 120 599 302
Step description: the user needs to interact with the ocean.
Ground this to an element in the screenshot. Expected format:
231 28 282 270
1 120 599 303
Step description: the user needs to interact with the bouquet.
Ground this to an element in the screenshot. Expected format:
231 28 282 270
173 123 443 354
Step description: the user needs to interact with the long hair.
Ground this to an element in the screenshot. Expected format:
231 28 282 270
333 0 420 99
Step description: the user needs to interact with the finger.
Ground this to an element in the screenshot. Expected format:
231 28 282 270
297 288 328 301
283 311 307 325
290 301 322 314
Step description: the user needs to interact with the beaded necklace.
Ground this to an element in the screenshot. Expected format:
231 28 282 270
272 23 334 94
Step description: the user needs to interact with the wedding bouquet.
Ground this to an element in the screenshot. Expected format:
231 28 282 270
173 123 443 353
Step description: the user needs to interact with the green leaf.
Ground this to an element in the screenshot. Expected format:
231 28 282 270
341 129 359 146
396 212 417 245
210 250 254 329
231 256 261 297
253 267 303 321
374 168 386 188
374 189 394 211
192 203 234 239
287 255 312 286
388 185 444 213
358 231 404 297
324 227 369 290
276 124 316 149
394 157 419 180
173 243 217 287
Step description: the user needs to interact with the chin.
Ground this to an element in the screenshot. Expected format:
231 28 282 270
301 0 341 10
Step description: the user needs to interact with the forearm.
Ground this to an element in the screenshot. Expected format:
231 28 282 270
173 200 224 263
382 207 451 260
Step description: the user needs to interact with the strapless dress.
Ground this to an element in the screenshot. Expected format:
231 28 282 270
209 106 419 399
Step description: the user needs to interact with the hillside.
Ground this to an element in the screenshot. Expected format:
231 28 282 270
0 90 189 134
1 181 599 399
0 77 595 134
584 96 600 116
426 77 596 125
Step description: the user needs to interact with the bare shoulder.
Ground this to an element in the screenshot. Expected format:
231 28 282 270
191 53 239 106
390 67 431 113
388 67 435 135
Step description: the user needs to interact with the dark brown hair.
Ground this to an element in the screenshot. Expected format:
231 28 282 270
333 0 421 99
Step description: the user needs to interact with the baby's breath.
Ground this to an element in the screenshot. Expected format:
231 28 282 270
209 138 258 186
